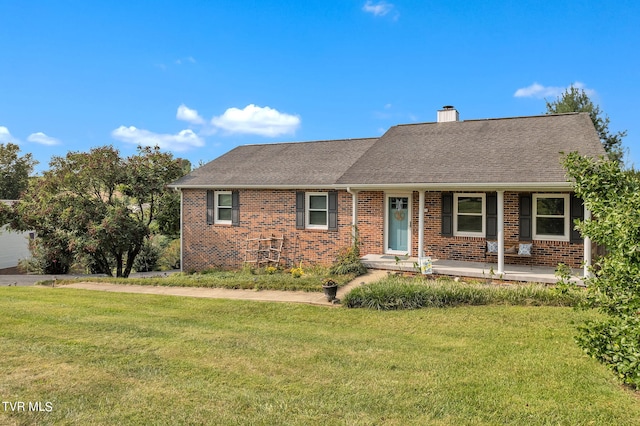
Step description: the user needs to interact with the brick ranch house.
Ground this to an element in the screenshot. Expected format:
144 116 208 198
169 108 605 275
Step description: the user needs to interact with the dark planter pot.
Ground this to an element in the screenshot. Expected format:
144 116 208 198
322 283 338 302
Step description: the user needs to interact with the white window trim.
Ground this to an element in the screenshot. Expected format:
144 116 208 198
453 193 486 237
214 191 232 225
533 194 570 242
306 192 328 230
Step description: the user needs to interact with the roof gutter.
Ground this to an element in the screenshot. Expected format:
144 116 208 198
336 182 574 191
169 182 574 192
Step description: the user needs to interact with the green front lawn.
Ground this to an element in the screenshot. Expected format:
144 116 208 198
2 287 639 425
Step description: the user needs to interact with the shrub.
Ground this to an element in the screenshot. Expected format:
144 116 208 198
575 316 640 388
329 227 367 276
564 152 640 388
159 238 180 270
133 237 163 272
343 276 584 310
22 236 73 274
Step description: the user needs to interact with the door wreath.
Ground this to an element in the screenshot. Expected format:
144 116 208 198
394 210 406 221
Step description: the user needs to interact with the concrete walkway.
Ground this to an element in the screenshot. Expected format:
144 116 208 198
60 270 389 306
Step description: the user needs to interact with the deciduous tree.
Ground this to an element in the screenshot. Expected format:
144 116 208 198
0 142 37 199
547 86 626 163
7 145 184 277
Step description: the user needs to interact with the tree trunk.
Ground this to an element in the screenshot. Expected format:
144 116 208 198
122 245 141 278
97 252 112 276
115 253 123 277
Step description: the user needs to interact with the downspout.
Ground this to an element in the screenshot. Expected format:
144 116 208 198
346 187 358 242
418 190 425 259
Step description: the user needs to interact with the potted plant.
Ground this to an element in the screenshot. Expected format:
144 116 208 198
322 278 338 302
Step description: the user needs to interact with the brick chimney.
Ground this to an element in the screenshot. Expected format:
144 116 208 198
437 106 459 123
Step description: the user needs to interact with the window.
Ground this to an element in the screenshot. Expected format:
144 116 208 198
296 191 337 231
306 192 328 229
533 194 569 241
453 193 485 237
215 191 232 224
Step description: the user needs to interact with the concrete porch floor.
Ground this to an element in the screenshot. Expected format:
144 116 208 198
361 254 583 284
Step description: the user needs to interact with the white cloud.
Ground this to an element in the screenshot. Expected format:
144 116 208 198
27 132 60 146
175 56 196 65
111 126 205 152
572 81 596 96
514 82 563 98
363 1 395 17
176 104 205 125
0 126 14 144
514 81 596 99
211 104 300 137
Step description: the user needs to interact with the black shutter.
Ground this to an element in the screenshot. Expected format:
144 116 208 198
231 190 240 226
328 191 338 231
570 193 584 243
519 194 532 241
296 191 305 230
441 193 453 236
486 193 497 239
206 190 214 225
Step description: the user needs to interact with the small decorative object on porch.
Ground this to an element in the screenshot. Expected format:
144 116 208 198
322 278 339 302
419 257 433 275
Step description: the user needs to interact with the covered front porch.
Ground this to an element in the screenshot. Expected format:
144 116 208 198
345 188 592 279
361 254 584 284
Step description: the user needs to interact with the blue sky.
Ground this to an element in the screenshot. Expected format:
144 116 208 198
1 1 638 173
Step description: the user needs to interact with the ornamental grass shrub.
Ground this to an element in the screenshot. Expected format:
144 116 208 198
343 275 584 310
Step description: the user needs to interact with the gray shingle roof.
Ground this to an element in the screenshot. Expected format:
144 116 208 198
170 113 605 188
170 138 377 187
336 113 605 185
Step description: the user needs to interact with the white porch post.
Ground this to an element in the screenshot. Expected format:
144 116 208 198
497 190 505 274
418 190 425 258
583 206 592 278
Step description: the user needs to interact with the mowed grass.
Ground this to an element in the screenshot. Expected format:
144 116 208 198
1 287 639 425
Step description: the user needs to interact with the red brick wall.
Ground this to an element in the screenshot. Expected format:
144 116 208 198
355 191 384 256
182 189 585 271
181 189 352 270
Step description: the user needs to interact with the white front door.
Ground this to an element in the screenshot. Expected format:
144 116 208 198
386 195 411 255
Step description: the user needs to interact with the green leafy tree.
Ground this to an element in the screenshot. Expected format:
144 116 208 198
7 145 184 277
564 152 640 388
0 142 37 199
546 86 626 163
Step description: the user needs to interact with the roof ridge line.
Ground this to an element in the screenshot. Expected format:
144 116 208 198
391 112 585 128
241 137 379 147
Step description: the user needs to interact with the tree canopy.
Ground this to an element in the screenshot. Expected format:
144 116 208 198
4 145 185 277
546 86 626 163
0 142 37 200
